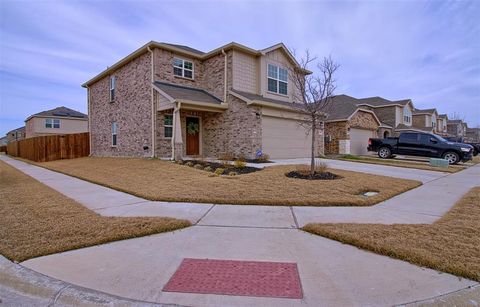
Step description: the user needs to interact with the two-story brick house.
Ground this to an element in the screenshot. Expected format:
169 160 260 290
436 114 449 136
83 41 323 159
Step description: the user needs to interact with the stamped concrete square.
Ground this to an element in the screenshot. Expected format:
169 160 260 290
163 258 303 299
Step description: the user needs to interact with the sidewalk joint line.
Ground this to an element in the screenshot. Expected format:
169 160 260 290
194 204 216 225
194 224 296 230
48 284 70 307
290 206 299 228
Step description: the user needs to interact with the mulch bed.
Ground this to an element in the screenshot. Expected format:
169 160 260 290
285 171 342 180
244 158 273 164
183 160 261 175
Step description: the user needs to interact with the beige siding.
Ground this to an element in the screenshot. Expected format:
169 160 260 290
395 106 402 127
232 50 258 94
26 117 88 138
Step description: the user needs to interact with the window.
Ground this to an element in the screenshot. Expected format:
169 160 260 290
403 107 412 124
110 76 115 101
400 133 417 143
164 115 173 138
173 58 194 79
267 64 288 95
45 118 60 128
111 122 117 146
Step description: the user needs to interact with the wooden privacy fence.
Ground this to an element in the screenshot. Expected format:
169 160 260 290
7 132 90 162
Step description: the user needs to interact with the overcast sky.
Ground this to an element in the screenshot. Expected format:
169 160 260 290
1 0 479 135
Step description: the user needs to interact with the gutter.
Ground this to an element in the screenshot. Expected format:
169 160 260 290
221 49 227 103
86 85 92 156
148 46 155 158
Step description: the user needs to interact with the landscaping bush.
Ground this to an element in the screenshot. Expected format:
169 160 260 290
194 164 203 170
228 171 237 176
185 162 194 167
214 168 225 175
204 166 212 172
256 153 270 163
233 160 247 169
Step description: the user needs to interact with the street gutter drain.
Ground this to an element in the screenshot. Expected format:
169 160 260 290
363 191 379 197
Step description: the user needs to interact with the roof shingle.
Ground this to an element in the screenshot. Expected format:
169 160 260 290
154 81 222 104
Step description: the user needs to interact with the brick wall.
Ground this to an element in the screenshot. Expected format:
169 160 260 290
324 121 348 155
89 51 152 157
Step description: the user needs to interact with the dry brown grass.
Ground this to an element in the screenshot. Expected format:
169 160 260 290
303 187 480 281
339 155 466 173
33 157 420 206
0 160 190 262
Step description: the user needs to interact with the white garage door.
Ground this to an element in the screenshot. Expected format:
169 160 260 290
350 128 376 155
262 116 311 158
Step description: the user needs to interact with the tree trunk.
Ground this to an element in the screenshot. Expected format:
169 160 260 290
310 118 316 177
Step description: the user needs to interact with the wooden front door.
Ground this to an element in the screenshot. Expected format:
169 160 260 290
186 117 200 156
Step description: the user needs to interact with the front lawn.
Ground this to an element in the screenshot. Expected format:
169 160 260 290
0 160 190 262
338 155 466 173
32 157 421 206
303 187 480 281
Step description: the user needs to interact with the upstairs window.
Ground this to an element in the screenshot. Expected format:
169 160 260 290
173 58 194 79
111 122 117 146
164 115 173 138
267 64 288 95
45 118 60 128
403 107 412 124
110 76 115 101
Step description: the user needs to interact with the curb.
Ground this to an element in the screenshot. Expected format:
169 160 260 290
0 256 185 306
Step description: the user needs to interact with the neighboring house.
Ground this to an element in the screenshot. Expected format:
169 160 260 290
436 114 449 136
324 95 381 155
447 119 467 138
0 136 8 146
25 106 88 139
412 108 438 133
83 41 324 159
466 127 480 142
6 126 26 143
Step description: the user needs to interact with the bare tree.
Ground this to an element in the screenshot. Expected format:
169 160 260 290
450 112 466 121
290 50 339 177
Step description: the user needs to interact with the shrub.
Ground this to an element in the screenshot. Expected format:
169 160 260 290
218 153 234 161
176 160 184 165
315 161 328 173
214 168 225 175
185 162 194 167
237 154 247 162
343 154 360 160
204 166 212 172
256 153 270 162
228 171 237 176
194 164 203 170
233 160 247 169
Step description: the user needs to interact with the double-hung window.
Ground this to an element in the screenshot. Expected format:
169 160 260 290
111 122 117 146
173 58 194 79
267 64 288 95
164 115 173 138
110 76 115 101
45 118 60 128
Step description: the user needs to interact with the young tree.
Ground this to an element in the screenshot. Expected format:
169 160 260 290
290 51 339 177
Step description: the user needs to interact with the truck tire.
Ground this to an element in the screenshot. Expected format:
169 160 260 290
442 151 460 165
378 147 392 159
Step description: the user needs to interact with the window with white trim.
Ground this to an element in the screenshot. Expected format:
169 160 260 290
110 76 115 101
267 64 288 95
403 107 412 124
45 118 60 128
164 115 173 138
111 122 117 146
173 58 194 79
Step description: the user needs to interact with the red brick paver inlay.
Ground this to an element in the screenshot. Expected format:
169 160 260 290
163 258 303 299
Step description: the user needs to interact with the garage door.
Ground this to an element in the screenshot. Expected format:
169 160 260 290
349 128 376 155
262 116 311 158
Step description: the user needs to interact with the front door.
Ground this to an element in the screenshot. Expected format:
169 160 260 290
186 117 200 156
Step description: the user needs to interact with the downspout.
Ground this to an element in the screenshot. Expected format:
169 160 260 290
86 85 92 156
221 49 227 102
147 46 155 158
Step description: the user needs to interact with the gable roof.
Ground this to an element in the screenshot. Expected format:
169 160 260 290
6 126 25 135
82 41 311 87
230 89 305 112
26 107 87 121
412 108 437 115
356 96 412 107
153 81 222 104
325 94 362 121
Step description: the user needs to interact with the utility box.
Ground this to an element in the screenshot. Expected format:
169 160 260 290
429 158 449 168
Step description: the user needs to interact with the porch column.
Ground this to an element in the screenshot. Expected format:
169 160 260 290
172 107 183 160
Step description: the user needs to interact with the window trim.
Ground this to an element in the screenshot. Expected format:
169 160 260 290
45 118 60 129
267 63 288 96
164 114 173 139
111 122 117 147
110 75 115 102
173 57 194 80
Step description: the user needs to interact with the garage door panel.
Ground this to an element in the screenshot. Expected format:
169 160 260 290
350 128 376 155
262 116 311 159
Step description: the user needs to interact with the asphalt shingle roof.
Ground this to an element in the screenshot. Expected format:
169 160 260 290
230 89 304 110
162 43 205 55
32 107 88 119
357 96 410 107
413 108 437 115
154 81 222 104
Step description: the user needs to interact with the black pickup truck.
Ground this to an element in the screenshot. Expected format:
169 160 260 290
445 137 480 156
367 132 473 164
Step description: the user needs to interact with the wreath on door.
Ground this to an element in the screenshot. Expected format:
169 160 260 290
187 122 200 135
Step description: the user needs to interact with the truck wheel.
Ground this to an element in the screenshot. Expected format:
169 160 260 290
378 147 391 159
442 151 459 165
473 148 478 156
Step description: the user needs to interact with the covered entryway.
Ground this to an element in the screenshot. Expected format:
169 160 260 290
262 116 311 159
186 117 200 156
349 128 376 155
